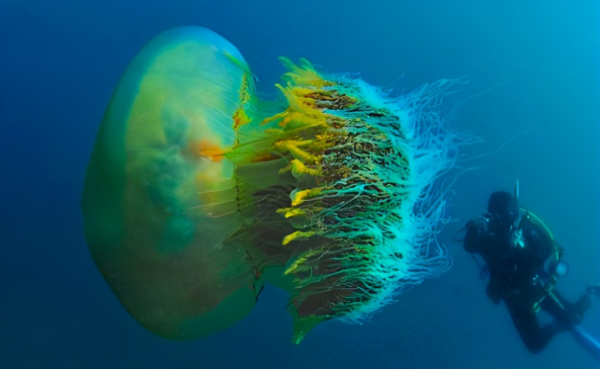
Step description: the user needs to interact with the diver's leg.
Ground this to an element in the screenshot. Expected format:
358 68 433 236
506 300 555 354
543 290 591 326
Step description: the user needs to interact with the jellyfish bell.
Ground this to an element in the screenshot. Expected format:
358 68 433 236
83 26 466 343
82 26 264 340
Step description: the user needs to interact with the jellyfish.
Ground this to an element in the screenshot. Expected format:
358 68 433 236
82 26 463 344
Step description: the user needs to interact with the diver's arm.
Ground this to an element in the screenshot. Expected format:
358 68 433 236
464 218 486 253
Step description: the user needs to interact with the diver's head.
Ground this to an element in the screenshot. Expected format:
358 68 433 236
487 191 519 232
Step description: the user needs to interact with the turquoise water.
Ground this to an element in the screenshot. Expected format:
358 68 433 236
1 1 598 368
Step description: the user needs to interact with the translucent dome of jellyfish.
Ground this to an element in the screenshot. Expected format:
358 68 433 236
82 26 467 344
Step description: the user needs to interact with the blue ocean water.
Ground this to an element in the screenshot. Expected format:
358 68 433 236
1 0 598 368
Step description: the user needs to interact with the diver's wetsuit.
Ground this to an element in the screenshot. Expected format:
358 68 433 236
464 213 588 353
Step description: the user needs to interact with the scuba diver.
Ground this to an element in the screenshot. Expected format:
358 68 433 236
462 185 599 356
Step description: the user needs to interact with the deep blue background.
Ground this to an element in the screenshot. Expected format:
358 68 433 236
1 0 599 368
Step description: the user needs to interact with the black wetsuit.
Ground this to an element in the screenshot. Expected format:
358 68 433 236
464 213 581 353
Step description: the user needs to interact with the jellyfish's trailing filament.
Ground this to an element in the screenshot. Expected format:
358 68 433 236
229 58 460 343
82 26 463 344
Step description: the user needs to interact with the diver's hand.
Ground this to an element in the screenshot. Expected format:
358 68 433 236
466 218 486 230
464 217 486 252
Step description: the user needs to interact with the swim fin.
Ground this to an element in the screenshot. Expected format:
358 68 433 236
571 325 600 363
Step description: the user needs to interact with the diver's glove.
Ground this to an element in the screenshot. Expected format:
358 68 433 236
466 218 486 230
464 217 487 252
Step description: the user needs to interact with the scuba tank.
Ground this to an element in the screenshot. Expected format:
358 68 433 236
519 207 565 310
516 180 600 362
511 178 565 312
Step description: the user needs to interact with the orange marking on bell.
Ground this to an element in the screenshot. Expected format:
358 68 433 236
194 140 225 162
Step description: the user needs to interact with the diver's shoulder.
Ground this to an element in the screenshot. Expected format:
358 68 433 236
519 208 546 228
519 208 555 243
